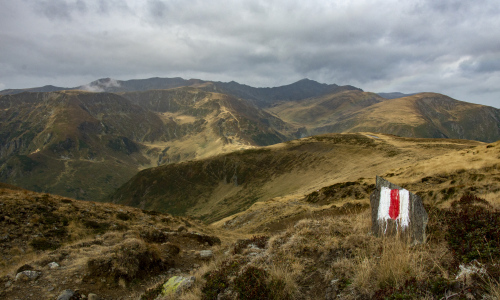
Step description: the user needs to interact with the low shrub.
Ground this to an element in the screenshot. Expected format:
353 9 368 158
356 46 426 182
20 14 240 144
84 238 169 284
232 235 269 254
30 237 61 251
140 229 169 244
116 212 131 221
233 266 270 299
202 259 242 300
445 194 500 264
83 220 111 234
201 258 291 300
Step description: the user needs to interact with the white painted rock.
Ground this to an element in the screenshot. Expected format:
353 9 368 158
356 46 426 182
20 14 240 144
370 176 428 243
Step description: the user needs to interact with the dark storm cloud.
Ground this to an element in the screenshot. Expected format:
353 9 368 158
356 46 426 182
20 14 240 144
1 0 499 107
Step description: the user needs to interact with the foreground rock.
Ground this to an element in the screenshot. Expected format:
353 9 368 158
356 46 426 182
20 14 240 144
370 176 428 243
15 270 41 281
161 276 195 297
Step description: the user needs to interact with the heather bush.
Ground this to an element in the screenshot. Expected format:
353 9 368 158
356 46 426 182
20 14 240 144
445 194 500 264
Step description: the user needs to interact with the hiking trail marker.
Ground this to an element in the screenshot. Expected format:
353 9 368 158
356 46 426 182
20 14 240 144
370 176 428 243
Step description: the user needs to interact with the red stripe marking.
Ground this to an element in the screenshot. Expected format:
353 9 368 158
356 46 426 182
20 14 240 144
389 189 400 220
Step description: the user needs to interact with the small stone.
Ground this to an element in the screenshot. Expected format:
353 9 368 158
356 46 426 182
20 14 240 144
193 264 200 268
88 293 99 300
456 261 486 281
48 262 60 269
5 280 12 288
56 289 74 300
177 226 187 232
161 276 195 296
199 250 213 259
47 286 54 292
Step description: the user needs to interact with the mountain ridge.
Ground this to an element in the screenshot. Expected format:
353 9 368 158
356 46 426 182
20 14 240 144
270 91 500 142
0 77 362 106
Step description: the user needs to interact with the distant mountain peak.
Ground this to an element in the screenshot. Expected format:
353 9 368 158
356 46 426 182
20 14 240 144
377 92 418 99
292 78 323 85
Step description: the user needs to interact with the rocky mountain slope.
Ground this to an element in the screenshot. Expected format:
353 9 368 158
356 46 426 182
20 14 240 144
0 186 226 300
0 88 293 201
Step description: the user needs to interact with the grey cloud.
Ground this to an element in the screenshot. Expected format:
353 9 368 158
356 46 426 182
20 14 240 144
146 0 169 21
1 0 500 108
32 0 87 21
460 54 500 74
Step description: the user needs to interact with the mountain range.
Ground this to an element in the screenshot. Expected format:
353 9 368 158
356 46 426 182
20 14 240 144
1 77 500 299
1 77 499 202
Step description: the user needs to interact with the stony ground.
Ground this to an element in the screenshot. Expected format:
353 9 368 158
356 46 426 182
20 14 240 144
0 188 229 300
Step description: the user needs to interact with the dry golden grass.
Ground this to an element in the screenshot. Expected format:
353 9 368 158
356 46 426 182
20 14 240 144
209 133 485 229
486 277 500 300
376 238 427 288
118 134 500 299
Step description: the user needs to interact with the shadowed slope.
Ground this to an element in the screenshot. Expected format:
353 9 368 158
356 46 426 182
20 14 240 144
109 133 483 223
0 91 163 200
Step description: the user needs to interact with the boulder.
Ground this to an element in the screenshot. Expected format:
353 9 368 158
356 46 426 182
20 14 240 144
161 276 195 296
370 176 428 243
15 270 41 281
56 289 74 300
88 293 99 300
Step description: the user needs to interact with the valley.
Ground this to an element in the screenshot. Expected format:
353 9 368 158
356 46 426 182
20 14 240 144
1 77 499 203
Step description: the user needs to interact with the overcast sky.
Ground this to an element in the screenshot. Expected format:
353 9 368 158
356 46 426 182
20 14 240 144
1 0 499 108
